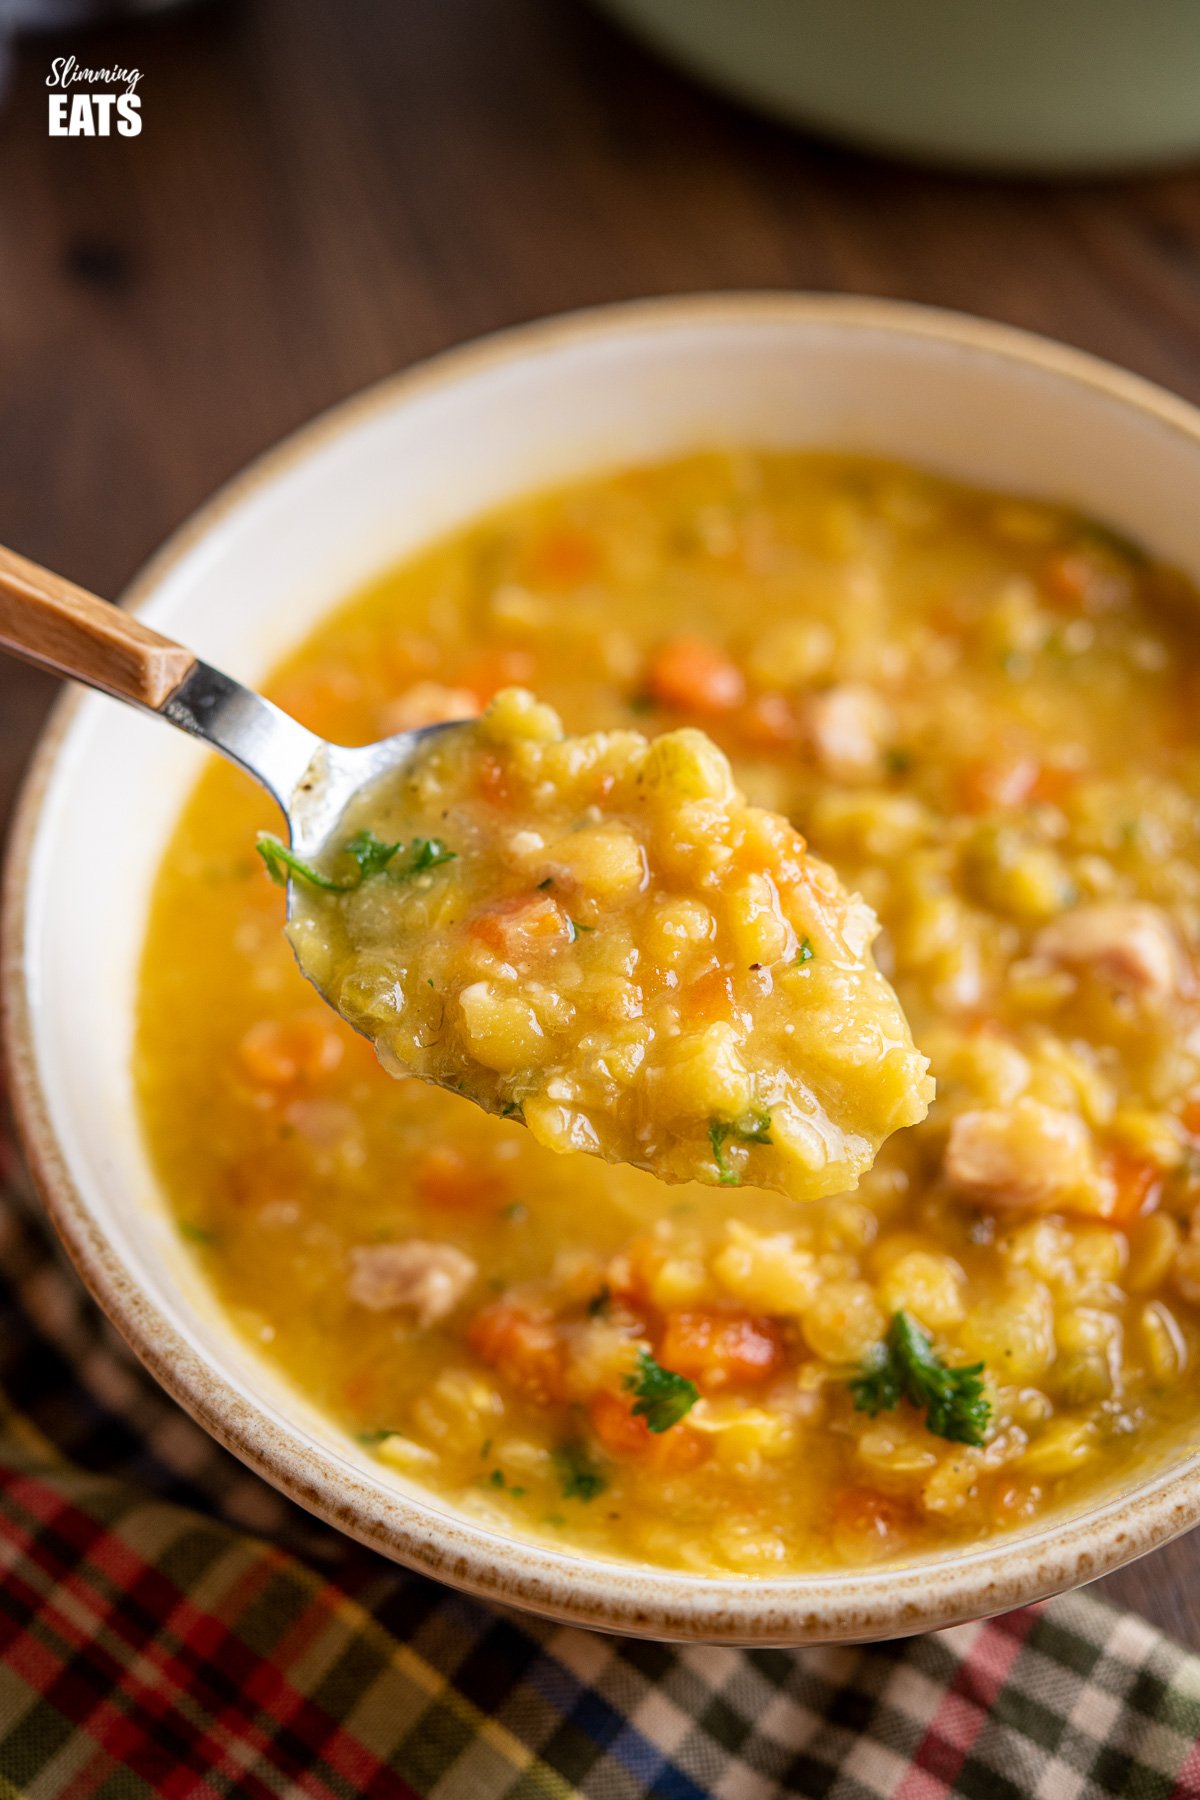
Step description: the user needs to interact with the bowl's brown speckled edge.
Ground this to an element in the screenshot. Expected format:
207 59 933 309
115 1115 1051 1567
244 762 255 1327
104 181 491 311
7 294 1200 1645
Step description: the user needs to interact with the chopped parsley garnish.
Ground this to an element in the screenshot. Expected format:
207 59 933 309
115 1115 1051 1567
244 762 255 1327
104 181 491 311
502 1201 528 1222
567 917 595 941
795 937 815 965
487 1468 526 1497
552 1442 607 1501
499 1099 525 1121
851 1310 991 1447
707 1111 773 1185
256 836 348 891
357 1427 404 1446
885 747 913 776
256 830 455 893
537 876 555 890
342 828 403 879
623 1349 699 1433
400 837 456 878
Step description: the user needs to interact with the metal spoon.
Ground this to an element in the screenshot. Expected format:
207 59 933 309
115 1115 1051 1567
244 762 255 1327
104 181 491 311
0 541 456 892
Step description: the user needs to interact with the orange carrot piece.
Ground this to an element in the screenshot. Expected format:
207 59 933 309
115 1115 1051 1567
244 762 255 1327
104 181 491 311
467 1302 568 1404
527 526 599 588
476 752 512 806
657 1309 784 1391
1031 763 1082 807
459 648 536 706
1043 548 1128 614
237 1015 345 1089
469 892 570 958
586 1392 704 1470
1102 1148 1163 1226
958 756 1040 814
646 636 746 715
832 1485 911 1547
683 969 737 1027
1179 1097 1200 1138
737 692 802 748
414 1145 505 1213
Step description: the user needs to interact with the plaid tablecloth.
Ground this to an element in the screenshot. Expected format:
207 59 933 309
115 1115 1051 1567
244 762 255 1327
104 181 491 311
2 1114 1200 1798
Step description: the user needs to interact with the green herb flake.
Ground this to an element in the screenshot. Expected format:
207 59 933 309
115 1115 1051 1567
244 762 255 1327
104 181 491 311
342 828 403 879
256 834 349 892
486 1467 525 1497
850 1310 991 1447
622 1349 699 1434
567 917 595 942
885 747 913 776
553 1442 607 1502
179 1221 216 1247
502 1202 528 1222
708 1111 773 1185
537 876 555 891
398 837 456 878
795 937 815 965
357 1428 404 1447
257 828 455 893
500 1099 525 1121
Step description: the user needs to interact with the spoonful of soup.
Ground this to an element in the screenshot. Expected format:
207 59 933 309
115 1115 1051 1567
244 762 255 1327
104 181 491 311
0 543 932 1198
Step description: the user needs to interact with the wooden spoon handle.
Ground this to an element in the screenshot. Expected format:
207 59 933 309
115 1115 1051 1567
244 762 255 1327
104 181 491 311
0 542 195 709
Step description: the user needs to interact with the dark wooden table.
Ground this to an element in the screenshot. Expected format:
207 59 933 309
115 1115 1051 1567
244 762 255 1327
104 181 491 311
3 0 1200 1647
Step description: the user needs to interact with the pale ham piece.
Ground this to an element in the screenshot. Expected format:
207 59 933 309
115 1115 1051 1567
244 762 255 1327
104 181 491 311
944 1099 1104 1215
1033 902 1183 1000
807 684 890 781
348 1240 477 1326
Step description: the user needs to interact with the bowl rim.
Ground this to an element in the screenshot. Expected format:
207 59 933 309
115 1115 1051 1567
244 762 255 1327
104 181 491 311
7 290 1200 1644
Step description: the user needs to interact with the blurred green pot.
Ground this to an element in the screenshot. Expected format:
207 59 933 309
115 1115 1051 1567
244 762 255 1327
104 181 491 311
595 0 1200 175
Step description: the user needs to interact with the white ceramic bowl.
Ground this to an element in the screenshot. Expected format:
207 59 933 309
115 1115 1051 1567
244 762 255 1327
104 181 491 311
7 296 1200 1645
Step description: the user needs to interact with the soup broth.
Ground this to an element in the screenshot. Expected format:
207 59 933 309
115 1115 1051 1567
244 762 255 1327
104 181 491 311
137 453 1200 1576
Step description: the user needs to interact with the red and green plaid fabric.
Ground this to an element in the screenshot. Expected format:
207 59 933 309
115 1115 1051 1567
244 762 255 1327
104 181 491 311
2 1110 1200 1798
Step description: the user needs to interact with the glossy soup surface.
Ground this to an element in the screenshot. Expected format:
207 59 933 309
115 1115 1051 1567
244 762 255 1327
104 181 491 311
282 687 931 1199
137 453 1200 1576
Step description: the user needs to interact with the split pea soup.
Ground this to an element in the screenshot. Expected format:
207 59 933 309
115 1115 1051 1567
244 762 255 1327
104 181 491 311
275 686 931 1197
137 452 1200 1578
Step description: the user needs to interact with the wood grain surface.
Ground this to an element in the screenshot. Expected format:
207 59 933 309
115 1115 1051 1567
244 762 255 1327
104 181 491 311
3 0 1200 1645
